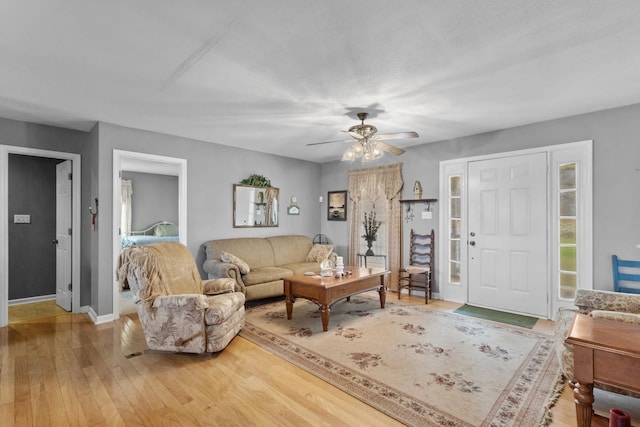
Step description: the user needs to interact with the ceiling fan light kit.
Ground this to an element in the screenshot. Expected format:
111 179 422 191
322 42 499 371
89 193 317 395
341 140 383 162
308 112 418 163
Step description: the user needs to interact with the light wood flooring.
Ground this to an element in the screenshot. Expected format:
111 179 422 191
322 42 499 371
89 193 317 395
7 299 68 323
2 295 584 426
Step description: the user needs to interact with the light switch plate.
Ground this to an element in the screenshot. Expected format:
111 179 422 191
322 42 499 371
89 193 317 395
319 196 324 203
421 211 432 220
14 214 31 224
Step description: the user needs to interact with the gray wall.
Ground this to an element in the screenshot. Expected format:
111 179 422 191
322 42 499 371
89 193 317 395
320 103 640 292
95 122 322 316
8 154 60 299
121 171 179 230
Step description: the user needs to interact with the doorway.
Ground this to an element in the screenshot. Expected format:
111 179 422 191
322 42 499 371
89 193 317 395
112 150 187 319
0 146 81 327
438 140 593 318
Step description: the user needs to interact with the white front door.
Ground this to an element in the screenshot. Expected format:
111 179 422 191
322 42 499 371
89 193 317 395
56 160 72 311
467 153 547 317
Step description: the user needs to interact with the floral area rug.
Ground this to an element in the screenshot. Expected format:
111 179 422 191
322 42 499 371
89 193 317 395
240 292 563 426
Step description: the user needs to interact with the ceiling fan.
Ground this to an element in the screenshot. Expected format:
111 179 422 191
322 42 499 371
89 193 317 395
307 112 419 162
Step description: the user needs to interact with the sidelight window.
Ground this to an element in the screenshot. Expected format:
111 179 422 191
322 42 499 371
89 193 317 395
558 162 577 299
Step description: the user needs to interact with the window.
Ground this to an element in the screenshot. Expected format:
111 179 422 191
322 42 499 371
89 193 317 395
449 175 462 283
558 162 577 299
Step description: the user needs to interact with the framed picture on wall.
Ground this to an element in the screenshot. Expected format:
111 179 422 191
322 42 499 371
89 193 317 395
327 190 347 221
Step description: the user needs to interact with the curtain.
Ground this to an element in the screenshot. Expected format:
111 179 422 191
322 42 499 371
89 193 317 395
347 163 403 290
265 187 279 225
121 179 133 237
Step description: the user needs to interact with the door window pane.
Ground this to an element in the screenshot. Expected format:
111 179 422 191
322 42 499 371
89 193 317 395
450 240 460 261
560 272 577 299
558 162 578 300
450 176 461 196
560 219 576 244
450 261 460 283
560 192 576 216
559 163 576 189
450 198 461 218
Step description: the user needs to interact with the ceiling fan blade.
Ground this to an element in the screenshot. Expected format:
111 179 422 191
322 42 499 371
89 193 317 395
377 141 405 155
373 131 419 141
306 139 353 146
342 130 365 139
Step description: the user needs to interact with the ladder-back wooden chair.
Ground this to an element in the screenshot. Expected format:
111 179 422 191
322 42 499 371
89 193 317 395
398 229 435 303
612 255 640 293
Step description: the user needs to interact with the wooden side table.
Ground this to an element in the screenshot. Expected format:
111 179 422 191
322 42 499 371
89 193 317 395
356 253 387 269
565 313 640 426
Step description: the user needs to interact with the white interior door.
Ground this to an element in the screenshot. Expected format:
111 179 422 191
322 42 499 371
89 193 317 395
467 153 547 317
56 160 72 311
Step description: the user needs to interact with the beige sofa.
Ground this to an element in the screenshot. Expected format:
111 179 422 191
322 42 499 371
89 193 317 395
203 235 335 301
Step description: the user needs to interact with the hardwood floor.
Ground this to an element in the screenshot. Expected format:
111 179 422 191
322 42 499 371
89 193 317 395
7 300 68 323
1 296 579 426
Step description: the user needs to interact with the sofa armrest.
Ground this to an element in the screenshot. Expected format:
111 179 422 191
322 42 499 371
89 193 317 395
203 278 238 295
590 310 640 324
574 289 640 314
554 307 578 379
203 259 246 292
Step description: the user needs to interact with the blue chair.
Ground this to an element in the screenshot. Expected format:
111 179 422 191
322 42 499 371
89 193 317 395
612 255 640 293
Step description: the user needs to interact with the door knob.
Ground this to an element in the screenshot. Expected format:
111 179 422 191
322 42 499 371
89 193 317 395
470 232 476 237
52 239 59 245
469 241 476 246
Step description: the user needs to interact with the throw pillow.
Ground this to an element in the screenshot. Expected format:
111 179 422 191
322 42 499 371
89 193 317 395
153 223 178 236
305 244 334 262
221 251 250 274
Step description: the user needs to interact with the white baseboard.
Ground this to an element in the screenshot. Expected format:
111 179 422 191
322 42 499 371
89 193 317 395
87 306 114 325
8 294 56 306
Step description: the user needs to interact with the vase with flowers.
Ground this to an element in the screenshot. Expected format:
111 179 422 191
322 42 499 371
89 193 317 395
362 211 381 256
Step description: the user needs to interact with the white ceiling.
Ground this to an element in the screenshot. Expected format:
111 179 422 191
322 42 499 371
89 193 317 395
2 1 640 163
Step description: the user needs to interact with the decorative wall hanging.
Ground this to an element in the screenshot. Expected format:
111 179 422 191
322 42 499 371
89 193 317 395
327 190 347 221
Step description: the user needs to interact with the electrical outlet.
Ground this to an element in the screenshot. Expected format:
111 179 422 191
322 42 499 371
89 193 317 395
14 214 31 224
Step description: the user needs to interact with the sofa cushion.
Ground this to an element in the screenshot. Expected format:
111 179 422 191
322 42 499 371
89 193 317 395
243 266 293 285
221 251 250 274
305 244 334 262
267 235 313 266
280 262 322 275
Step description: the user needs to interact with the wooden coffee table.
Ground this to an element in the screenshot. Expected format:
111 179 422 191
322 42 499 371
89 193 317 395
565 313 640 427
284 267 389 331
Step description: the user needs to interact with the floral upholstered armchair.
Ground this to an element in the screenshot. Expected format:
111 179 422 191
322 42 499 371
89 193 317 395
117 242 245 353
555 289 640 394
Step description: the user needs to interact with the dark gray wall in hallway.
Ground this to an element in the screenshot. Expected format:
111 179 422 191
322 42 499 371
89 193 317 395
8 154 61 300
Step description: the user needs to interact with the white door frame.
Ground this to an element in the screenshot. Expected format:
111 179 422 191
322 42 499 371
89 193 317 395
112 150 187 319
0 145 82 327
438 140 593 318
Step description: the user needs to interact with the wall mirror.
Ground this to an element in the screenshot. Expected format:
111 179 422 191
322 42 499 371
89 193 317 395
233 184 279 227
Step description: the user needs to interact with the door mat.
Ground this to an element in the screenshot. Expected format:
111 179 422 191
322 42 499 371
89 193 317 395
453 304 538 329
